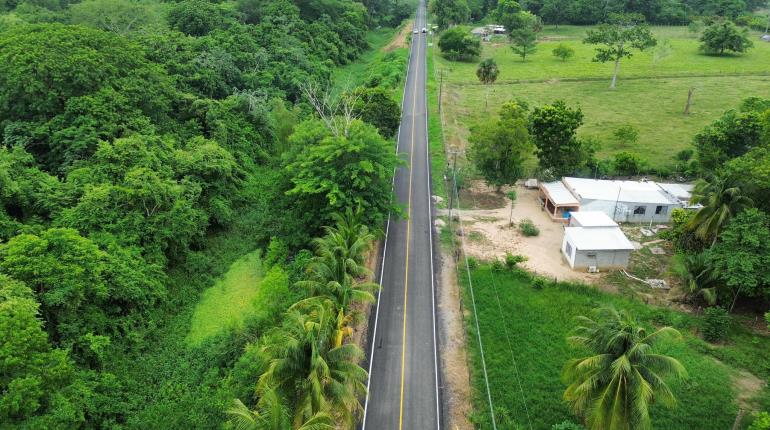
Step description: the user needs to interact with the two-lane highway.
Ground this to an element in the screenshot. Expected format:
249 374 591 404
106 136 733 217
362 1 441 429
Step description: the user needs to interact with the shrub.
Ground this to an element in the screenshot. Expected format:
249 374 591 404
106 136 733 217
552 421 586 430
702 306 730 342
765 311 770 331
613 151 644 175
505 253 527 270
519 219 540 237
532 276 547 290
467 256 479 269
749 412 770 430
491 259 505 272
552 44 575 61
263 237 288 269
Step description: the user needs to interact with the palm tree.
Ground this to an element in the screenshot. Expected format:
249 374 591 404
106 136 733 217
226 393 334 430
675 253 717 305
259 301 367 429
476 58 499 109
563 306 687 430
298 207 378 312
688 176 752 246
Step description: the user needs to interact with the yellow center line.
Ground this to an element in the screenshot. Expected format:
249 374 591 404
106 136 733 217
398 28 422 430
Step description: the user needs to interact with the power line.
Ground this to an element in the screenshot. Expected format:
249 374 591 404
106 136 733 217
486 266 534 430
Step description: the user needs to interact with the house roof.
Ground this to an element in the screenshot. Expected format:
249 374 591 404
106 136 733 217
570 211 617 227
563 177 677 205
541 181 579 206
656 182 694 201
564 226 635 251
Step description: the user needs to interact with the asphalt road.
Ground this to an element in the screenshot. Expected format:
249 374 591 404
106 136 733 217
362 2 441 429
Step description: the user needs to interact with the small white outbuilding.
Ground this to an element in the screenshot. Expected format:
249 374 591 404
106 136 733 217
561 211 634 271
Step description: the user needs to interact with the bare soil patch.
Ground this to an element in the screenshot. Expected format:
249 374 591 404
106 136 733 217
438 252 473 430
444 183 600 284
733 368 766 411
383 20 412 52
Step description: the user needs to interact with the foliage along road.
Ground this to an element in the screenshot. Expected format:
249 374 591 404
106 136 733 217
361 1 442 429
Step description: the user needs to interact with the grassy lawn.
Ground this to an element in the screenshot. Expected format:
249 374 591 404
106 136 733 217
435 25 770 170
428 36 448 205
460 266 770 430
186 250 264 346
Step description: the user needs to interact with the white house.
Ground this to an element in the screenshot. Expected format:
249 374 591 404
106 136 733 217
568 211 617 228
561 225 635 271
562 177 683 223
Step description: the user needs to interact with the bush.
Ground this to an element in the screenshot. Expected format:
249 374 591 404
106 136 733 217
263 237 288 269
702 306 730 342
765 311 770 331
491 259 505 272
613 151 644 175
552 44 575 61
532 276 547 290
749 412 770 430
552 421 586 430
519 219 540 237
505 253 527 270
467 256 479 269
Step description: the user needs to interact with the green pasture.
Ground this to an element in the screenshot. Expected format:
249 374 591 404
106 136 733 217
460 266 770 430
434 25 770 170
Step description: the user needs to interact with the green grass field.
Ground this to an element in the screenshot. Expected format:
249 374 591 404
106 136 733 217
186 251 264 345
460 266 770 430
435 25 770 170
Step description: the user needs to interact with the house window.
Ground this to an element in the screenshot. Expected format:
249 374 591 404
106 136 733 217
655 205 667 215
565 242 573 258
633 205 646 215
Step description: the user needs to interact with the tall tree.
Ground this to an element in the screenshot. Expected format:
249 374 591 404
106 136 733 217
510 14 540 61
429 0 470 29
476 58 500 108
699 20 753 55
706 208 770 311
284 119 400 234
529 100 591 177
468 101 532 189
540 0 569 28
563 306 686 430
583 13 657 89
687 176 753 245
438 26 482 61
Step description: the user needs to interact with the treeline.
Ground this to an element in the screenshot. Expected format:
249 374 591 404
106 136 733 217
0 0 406 427
430 0 767 27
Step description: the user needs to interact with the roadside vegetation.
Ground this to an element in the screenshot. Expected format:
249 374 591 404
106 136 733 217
0 0 410 427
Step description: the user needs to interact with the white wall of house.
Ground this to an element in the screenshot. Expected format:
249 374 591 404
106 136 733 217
579 199 679 223
561 235 632 270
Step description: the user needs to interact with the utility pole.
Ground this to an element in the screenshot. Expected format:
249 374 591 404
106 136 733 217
447 149 460 221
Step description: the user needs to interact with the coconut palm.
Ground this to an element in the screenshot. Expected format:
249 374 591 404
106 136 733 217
688 176 752 246
675 252 717 305
226 393 334 430
476 58 499 109
259 301 367 429
298 207 378 311
563 306 687 430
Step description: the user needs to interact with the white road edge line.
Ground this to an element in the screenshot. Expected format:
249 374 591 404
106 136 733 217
361 16 415 429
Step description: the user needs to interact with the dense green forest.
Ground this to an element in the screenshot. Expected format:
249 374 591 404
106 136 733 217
0 0 409 427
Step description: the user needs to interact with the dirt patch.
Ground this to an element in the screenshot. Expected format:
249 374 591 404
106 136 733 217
383 20 413 52
442 184 600 285
733 368 766 411
458 180 507 210
439 250 474 430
